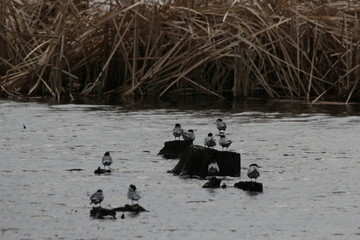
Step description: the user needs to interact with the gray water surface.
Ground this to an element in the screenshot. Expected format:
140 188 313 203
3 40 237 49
0 99 359 240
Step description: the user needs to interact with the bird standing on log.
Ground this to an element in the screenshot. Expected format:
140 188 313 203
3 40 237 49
215 119 227 133
204 133 216 148
182 129 195 144
102 152 113 170
247 164 261 182
208 160 220 176
90 189 104 207
127 184 141 205
173 123 182 140
218 130 232 151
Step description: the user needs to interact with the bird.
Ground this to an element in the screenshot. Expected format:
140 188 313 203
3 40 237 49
247 164 261 182
208 160 220 176
215 119 227 133
127 184 141 205
204 133 216 148
218 131 232 151
102 152 113 170
182 129 195 143
90 189 104 207
23 124 26 129
173 123 182 140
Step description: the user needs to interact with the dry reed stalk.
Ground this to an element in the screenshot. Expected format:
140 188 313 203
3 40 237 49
0 0 359 102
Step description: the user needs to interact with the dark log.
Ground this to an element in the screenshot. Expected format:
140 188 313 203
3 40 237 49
112 204 148 213
90 204 147 219
158 140 191 159
202 177 222 188
169 145 241 177
234 181 263 192
90 207 116 219
65 168 84 172
94 167 111 174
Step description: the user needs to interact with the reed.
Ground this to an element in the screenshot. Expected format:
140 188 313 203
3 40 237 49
0 0 359 102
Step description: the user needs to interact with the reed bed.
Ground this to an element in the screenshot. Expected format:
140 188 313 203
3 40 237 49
0 0 359 103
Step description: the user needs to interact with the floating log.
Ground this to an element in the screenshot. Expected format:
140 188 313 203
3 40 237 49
90 207 116 219
65 168 84 172
169 145 240 178
90 204 148 219
158 140 191 159
112 204 148 213
202 177 222 188
234 181 263 192
94 167 111 174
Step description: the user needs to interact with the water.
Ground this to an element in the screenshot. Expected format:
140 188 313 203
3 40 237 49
1 99 360 240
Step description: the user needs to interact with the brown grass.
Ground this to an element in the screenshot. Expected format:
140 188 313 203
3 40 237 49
0 0 359 103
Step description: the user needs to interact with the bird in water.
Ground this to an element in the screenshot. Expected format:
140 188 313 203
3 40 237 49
218 131 232 151
173 123 182 140
90 189 104 207
208 160 220 176
102 152 113 170
23 124 26 129
247 164 261 182
182 129 195 144
127 184 141 205
215 119 227 133
204 133 216 148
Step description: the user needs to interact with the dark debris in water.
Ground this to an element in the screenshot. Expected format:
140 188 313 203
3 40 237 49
234 181 263 192
90 205 148 219
22 169 48 172
186 200 207 203
112 204 148 213
94 167 111 174
65 168 85 172
1 228 19 234
90 207 116 219
202 177 222 188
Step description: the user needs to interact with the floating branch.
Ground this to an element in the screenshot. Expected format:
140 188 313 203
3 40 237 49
234 181 263 192
90 204 148 219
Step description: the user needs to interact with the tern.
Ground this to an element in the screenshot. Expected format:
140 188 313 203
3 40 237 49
173 123 183 140
182 129 195 143
215 119 227 133
102 152 113 170
218 131 232 151
127 184 141 205
204 133 216 148
90 189 104 207
208 160 220 176
247 164 261 182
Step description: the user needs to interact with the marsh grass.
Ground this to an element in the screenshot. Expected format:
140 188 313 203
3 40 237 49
0 0 359 103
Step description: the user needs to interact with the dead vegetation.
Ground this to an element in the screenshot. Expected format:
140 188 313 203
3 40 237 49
0 0 359 103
